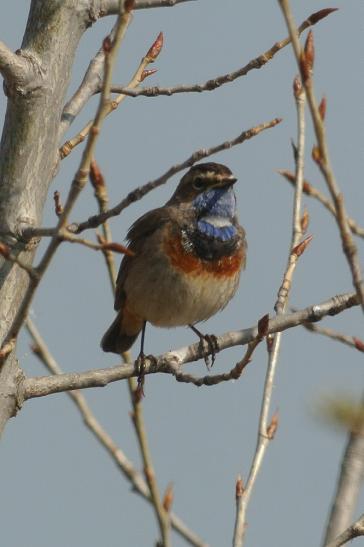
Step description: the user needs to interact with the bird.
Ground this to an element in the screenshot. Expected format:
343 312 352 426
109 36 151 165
101 162 247 361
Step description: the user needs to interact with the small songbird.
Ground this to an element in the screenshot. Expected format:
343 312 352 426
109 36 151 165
101 162 247 356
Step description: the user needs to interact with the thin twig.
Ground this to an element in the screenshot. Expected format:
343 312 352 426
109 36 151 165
25 319 207 547
91 161 171 546
325 513 364 547
301 322 364 352
24 117 281 240
107 8 337 98
233 76 306 547
277 170 364 239
278 0 364 312
59 32 163 159
20 291 359 400
170 323 266 386
0 242 39 281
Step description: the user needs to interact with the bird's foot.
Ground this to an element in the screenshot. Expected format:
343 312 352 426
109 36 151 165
134 352 157 400
189 325 219 369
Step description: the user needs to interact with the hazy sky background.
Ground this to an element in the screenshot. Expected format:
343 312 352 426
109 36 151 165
1 2 363 546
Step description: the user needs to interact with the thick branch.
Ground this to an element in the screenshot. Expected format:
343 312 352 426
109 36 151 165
98 0 196 16
0 1 91 435
325 513 364 547
0 41 31 84
20 291 358 400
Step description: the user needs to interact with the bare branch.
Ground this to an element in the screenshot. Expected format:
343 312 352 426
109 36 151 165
25 319 207 547
108 8 337 99
100 0 197 16
19 291 359 401
0 2 133 365
323 425 364 544
0 41 30 83
22 118 281 241
60 31 163 157
90 161 171 546
233 78 307 546
301 322 364 352
325 512 364 547
278 0 364 312
277 170 364 239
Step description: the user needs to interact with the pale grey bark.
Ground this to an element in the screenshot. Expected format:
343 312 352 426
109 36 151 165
0 1 93 434
323 431 364 545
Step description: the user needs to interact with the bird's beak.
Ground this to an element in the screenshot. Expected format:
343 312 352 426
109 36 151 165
216 175 237 187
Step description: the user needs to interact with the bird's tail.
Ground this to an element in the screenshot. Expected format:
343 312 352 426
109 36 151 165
101 308 143 354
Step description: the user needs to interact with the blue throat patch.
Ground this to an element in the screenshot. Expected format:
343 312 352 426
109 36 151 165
197 220 237 241
193 187 237 241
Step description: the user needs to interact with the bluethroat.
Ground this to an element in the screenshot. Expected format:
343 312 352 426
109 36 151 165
101 162 247 358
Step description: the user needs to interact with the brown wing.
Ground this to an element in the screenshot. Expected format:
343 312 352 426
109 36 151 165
114 207 171 311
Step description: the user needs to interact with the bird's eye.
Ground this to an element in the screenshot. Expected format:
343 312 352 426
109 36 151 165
192 176 205 190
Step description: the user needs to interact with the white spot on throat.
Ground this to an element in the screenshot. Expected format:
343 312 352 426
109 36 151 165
202 215 232 228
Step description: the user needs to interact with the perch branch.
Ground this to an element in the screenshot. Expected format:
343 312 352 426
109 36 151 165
20 291 359 400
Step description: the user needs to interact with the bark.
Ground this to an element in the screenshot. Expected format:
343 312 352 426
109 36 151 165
0 1 92 434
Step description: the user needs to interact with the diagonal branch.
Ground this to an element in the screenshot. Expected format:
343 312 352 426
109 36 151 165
278 0 364 312
0 41 31 83
325 512 364 547
25 319 207 547
233 75 307 547
19 291 359 401
277 170 364 239
107 8 337 99
24 117 281 240
100 0 196 16
90 161 171 547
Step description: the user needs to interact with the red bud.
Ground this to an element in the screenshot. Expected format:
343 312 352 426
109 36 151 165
307 8 339 26
292 235 313 257
146 32 164 61
103 36 112 53
140 68 158 82
318 96 327 121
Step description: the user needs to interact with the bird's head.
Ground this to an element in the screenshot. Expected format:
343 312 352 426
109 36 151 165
168 162 238 220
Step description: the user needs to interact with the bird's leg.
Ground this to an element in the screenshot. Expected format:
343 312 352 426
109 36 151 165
135 321 157 396
189 324 219 369
135 321 147 395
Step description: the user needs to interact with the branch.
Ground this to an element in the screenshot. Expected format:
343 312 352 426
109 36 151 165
233 76 307 547
25 319 207 547
19 291 359 401
22 117 281 240
0 41 30 84
277 170 364 239
0 2 133 365
323 419 364 544
278 1 364 312
60 31 163 157
90 161 171 547
325 513 364 547
301 322 364 352
100 0 196 16
108 8 337 99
